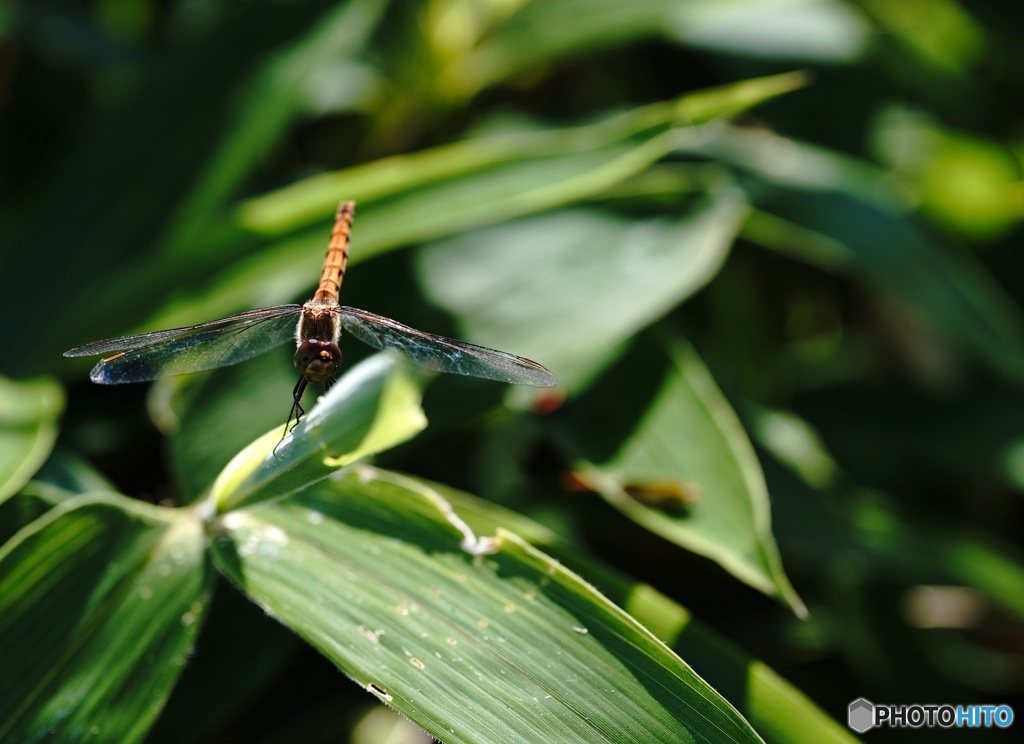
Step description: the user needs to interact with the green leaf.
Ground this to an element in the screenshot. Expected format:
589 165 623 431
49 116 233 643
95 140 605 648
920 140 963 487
210 469 763 744
0 376 63 505
561 335 805 616
161 0 386 248
412 471 857 744
0 450 115 545
237 70 804 234
444 0 832 96
209 354 426 513
418 185 747 389
702 127 1024 384
0 494 211 743
82 74 803 343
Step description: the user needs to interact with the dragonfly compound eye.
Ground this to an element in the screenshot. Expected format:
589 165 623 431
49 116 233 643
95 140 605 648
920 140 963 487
294 339 341 384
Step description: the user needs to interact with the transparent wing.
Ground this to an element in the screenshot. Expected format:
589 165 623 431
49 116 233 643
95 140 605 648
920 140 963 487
335 306 558 387
63 305 302 384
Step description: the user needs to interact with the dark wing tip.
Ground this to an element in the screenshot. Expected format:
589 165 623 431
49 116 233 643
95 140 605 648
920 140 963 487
88 363 130 385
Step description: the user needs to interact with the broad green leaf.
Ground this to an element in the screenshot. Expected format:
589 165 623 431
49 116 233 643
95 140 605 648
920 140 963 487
560 335 805 615
406 469 856 744
209 354 426 513
210 469 763 744
0 494 211 743
699 126 1024 384
418 184 747 389
0 376 63 505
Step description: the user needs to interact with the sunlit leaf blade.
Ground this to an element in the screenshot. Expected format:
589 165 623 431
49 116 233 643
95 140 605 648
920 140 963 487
418 186 747 389
166 354 300 502
210 354 426 513
0 376 63 505
210 470 763 744
142 137 684 338
0 495 211 743
410 471 856 744
238 71 804 234
0 448 114 545
560 336 805 615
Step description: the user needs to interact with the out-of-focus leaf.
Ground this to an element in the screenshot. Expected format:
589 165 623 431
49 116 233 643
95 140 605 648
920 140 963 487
862 0 985 75
3 0 383 375
681 0 868 62
0 494 211 743
162 0 386 249
872 108 1021 239
445 0 858 97
0 376 63 505
210 354 426 512
418 184 747 389
792 381 1024 492
393 468 854 744
561 335 805 615
65 73 804 349
702 126 1024 384
237 70 804 234
752 407 1024 622
210 469 763 744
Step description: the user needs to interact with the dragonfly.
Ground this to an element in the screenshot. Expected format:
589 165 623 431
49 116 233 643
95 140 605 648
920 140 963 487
65 200 557 433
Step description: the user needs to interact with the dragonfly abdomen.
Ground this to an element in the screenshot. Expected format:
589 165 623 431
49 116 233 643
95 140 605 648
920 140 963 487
313 200 354 303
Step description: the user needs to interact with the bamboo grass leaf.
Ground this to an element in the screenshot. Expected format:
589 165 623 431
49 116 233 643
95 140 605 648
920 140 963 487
0 376 63 506
210 469 764 744
0 495 211 743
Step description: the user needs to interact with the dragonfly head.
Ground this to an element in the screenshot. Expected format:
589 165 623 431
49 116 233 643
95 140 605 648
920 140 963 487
294 338 341 384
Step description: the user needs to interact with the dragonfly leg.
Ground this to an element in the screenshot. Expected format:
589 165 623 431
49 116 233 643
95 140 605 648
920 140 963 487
274 377 309 456
287 377 309 432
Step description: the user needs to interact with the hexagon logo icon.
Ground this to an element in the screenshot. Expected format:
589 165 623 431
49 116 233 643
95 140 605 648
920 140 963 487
848 698 875 733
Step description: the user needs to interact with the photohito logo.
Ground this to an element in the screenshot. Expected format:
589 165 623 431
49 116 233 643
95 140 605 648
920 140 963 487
847 698 1014 732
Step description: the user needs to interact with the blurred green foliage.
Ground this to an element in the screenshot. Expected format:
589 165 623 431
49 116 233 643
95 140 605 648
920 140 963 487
3 0 1024 741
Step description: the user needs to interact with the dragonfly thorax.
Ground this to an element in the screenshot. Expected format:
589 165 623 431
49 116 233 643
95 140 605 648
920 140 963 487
298 300 341 344
294 338 341 384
